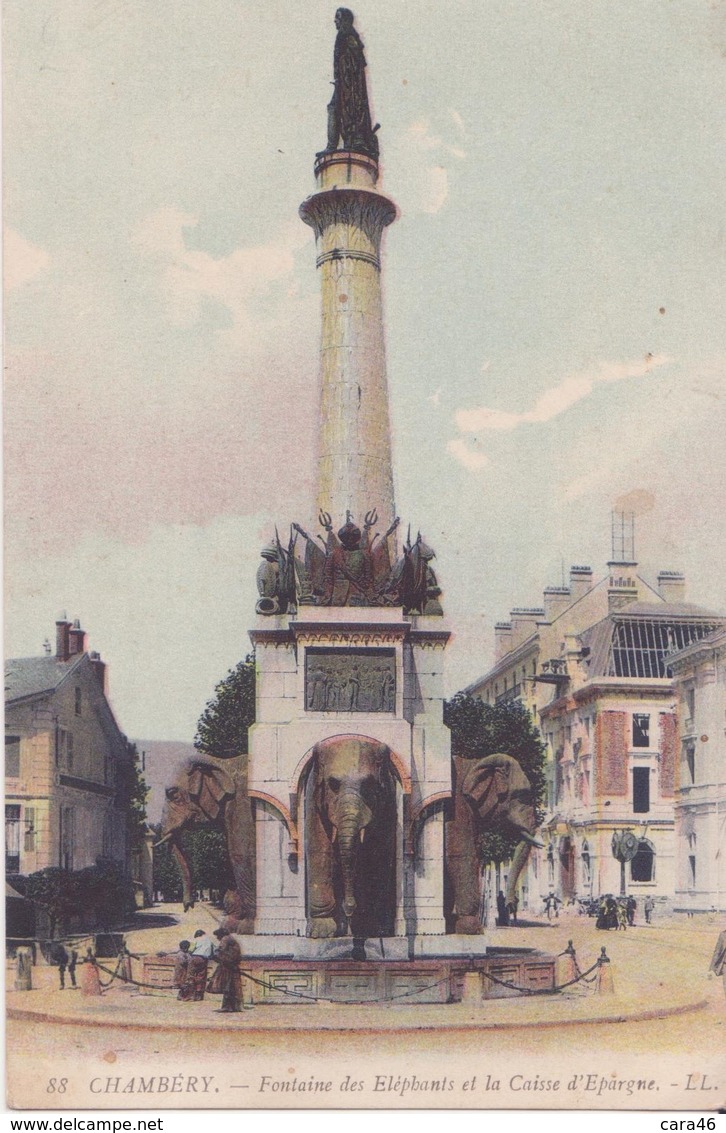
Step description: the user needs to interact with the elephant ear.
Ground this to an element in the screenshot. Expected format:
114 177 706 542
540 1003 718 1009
461 754 512 819
188 762 235 823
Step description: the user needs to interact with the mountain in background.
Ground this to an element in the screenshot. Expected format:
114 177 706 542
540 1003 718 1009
135 739 197 824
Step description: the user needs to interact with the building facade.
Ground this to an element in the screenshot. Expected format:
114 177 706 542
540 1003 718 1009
5 617 134 881
465 558 724 910
668 627 726 914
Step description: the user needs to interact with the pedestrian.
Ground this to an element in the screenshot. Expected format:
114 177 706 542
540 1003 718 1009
709 929 726 998
212 929 245 1012
173 940 191 998
506 895 519 925
496 890 509 926
186 928 215 1002
644 896 655 925
626 896 637 926
49 941 78 990
616 901 627 930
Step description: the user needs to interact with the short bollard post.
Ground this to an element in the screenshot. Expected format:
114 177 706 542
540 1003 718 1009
461 969 482 1006
556 940 577 988
81 950 103 996
596 946 614 995
15 947 33 991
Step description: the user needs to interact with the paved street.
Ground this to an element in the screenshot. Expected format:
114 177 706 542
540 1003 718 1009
6 903 725 1110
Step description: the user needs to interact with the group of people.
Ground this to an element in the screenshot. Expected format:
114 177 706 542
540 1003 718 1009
595 894 654 930
173 927 251 1013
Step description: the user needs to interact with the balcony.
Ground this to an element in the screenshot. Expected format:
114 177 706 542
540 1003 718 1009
496 683 522 704
535 659 569 687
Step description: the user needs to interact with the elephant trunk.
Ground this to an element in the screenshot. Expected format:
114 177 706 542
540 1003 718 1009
335 794 372 923
170 839 195 911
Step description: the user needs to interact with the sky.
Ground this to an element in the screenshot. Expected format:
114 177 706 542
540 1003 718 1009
5 0 726 741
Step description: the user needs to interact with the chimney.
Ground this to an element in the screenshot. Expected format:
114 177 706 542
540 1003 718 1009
55 614 71 661
569 565 593 602
494 622 512 662
68 618 88 657
657 570 686 605
543 586 571 622
88 651 108 694
607 560 638 611
509 608 544 649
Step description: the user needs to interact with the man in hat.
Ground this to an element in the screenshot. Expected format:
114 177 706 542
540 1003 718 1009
187 929 215 1002
213 928 245 1012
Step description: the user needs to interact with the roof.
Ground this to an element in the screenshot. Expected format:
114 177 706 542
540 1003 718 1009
605 600 723 619
580 602 725 680
5 654 83 703
667 624 726 670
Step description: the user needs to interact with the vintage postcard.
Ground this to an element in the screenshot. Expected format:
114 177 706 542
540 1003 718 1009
4 0 726 1116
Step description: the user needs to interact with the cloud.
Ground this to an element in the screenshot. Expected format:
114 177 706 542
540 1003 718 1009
446 437 490 471
455 354 673 435
131 206 311 341
4 228 51 291
390 118 466 216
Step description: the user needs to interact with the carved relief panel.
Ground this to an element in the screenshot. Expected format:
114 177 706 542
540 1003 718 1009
305 648 396 713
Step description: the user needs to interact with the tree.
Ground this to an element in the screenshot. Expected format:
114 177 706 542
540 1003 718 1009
123 742 149 849
184 828 235 897
195 654 256 758
443 693 547 865
151 825 183 902
21 868 75 938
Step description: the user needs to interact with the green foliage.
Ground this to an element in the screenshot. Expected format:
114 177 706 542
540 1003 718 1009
150 825 233 902
151 825 183 902
183 828 235 895
20 868 75 937
19 862 134 935
123 742 149 848
195 654 256 758
444 693 547 865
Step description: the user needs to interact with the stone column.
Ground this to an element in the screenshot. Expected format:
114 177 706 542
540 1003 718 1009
300 151 397 531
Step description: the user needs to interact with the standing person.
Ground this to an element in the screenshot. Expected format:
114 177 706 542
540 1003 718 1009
644 896 655 925
50 941 78 990
616 901 628 930
213 929 244 1013
709 929 726 998
496 890 509 926
173 940 191 999
506 895 519 925
188 928 215 1002
627 896 637 926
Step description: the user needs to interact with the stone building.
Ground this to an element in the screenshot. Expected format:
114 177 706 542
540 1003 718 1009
668 627 726 914
465 556 724 909
5 616 134 882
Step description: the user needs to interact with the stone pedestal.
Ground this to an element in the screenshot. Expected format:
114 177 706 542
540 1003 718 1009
248 605 452 938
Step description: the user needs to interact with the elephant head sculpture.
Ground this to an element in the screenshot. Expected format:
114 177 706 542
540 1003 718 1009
305 735 397 940
159 755 256 932
445 752 542 934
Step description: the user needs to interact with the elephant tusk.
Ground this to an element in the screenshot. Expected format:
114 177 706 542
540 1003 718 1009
154 832 175 848
331 826 338 844
359 828 366 844
519 831 544 848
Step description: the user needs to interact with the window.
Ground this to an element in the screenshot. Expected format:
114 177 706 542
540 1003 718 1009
685 744 696 785
75 687 82 716
687 833 696 889
5 736 21 778
5 805 21 873
633 767 650 813
631 839 655 882
24 807 36 852
102 813 114 859
632 714 650 747
581 841 591 888
686 687 695 723
67 733 74 772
